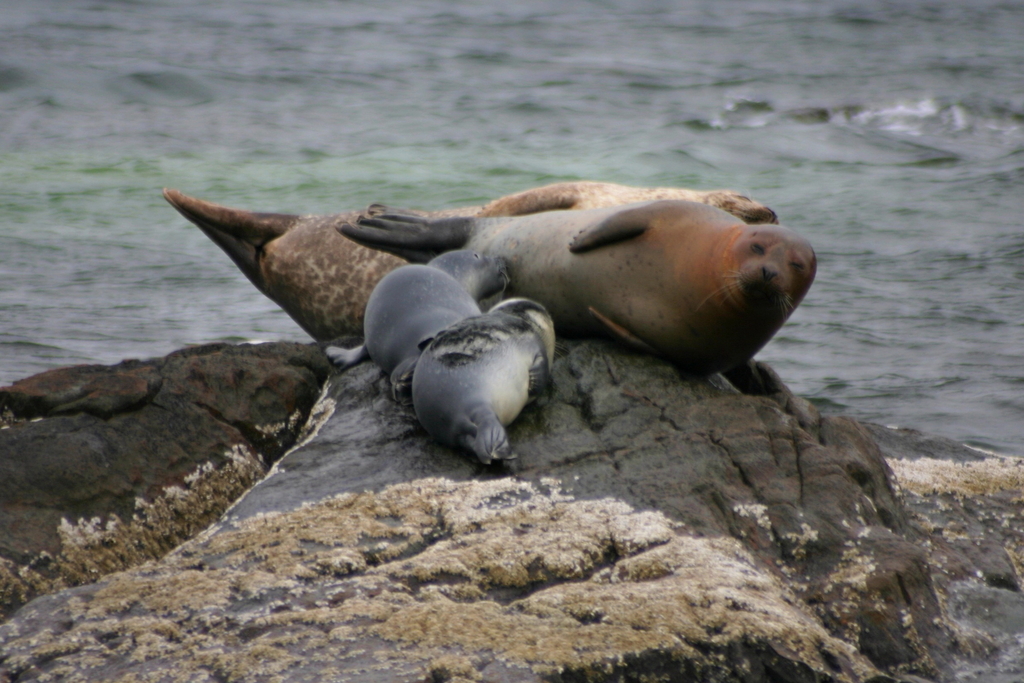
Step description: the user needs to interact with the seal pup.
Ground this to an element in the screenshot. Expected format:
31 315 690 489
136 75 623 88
326 250 508 402
412 298 556 464
341 200 816 376
163 183 777 341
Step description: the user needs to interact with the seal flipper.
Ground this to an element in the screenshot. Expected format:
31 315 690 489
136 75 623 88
339 212 474 263
588 307 662 357
389 356 418 405
163 189 300 289
568 203 660 253
325 344 370 370
527 352 551 400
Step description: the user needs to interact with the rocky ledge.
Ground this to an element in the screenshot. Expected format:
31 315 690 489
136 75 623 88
1 340 1022 683
0 342 332 621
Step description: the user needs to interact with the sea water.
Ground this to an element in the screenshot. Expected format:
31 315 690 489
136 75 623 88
1 0 1022 455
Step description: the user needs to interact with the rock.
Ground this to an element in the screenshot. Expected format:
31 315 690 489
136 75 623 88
0 342 332 620
0 340 1020 682
873 424 1024 681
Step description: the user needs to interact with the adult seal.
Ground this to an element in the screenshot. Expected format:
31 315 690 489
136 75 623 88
412 298 556 464
162 183 777 341
341 200 817 376
326 250 508 402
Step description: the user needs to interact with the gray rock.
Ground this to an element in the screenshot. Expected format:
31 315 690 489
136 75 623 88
0 342 332 620
871 423 1024 681
0 340 1020 682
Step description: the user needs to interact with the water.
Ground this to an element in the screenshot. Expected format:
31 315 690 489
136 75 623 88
1 0 1022 456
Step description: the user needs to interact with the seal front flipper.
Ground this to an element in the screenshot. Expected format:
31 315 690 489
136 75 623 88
568 202 664 253
325 344 370 371
588 307 661 357
527 352 551 400
339 211 475 263
389 356 418 406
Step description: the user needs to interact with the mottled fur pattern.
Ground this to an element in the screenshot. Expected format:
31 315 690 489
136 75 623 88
428 315 536 368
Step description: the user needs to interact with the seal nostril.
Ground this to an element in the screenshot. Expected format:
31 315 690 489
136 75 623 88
762 267 777 282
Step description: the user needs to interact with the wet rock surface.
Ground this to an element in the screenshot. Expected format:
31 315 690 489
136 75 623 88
0 342 331 620
871 425 1024 682
0 340 1021 682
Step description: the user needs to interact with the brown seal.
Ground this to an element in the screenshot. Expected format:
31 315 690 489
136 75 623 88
341 200 816 375
163 183 778 341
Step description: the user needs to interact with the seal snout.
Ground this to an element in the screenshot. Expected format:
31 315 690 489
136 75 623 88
738 261 791 309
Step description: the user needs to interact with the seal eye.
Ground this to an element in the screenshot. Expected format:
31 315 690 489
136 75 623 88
751 243 765 255
790 261 804 272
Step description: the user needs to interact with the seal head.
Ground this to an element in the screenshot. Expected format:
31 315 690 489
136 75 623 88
723 224 816 317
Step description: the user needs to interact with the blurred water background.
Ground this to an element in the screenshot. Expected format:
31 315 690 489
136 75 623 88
0 0 1021 455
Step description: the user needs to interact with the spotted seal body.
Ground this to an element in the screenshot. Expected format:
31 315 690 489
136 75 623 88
341 200 816 376
326 250 508 401
412 298 555 464
162 184 777 341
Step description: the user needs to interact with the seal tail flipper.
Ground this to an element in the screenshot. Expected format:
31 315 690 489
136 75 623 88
163 189 301 288
389 356 418 406
163 189 298 245
338 212 474 263
587 307 662 357
325 344 371 371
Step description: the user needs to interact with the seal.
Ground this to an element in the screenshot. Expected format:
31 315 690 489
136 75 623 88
325 250 508 402
341 200 816 376
476 180 779 225
412 298 556 464
163 183 778 341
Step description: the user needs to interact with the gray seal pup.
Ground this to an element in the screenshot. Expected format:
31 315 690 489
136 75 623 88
340 200 816 376
411 298 556 464
162 183 777 341
326 250 508 402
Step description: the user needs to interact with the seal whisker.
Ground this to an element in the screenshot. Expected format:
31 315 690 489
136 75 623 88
776 292 795 316
695 272 743 312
